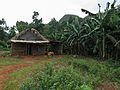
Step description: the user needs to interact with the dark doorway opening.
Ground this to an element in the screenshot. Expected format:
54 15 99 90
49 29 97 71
27 44 32 56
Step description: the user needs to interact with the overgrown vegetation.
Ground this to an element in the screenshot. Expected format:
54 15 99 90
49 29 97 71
18 56 120 90
2 56 59 90
1 1 120 89
0 51 10 57
1 0 120 60
3 63 44 90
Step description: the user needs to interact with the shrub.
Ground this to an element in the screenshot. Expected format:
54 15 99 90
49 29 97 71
66 57 120 86
19 63 89 90
79 85 92 90
43 62 54 76
0 46 10 51
0 40 7 48
0 51 10 56
109 67 120 82
68 58 90 71
19 57 120 90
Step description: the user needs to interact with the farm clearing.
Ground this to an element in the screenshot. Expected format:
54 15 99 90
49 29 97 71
0 55 61 90
0 55 120 90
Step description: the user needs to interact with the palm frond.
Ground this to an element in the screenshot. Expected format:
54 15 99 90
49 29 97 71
115 40 120 47
106 34 117 44
81 9 96 16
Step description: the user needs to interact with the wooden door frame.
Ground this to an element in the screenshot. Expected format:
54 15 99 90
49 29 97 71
27 43 32 56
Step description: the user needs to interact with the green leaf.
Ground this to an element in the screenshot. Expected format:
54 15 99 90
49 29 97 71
115 40 120 47
106 34 117 44
71 24 78 34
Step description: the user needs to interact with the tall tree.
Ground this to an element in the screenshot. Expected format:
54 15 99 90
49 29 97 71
48 18 59 40
0 18 8 41
31 11 44 32
8 26 16 39
0 18 8 48
16 21 30 32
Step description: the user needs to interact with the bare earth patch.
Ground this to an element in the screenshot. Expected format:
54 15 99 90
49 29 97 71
97 83 120 90
0 55 61 90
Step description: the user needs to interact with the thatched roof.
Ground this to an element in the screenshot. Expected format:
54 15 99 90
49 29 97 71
7 28 49 44
10 40 49 44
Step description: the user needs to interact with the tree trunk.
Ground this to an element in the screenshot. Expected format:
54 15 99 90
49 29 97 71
102 28 105 60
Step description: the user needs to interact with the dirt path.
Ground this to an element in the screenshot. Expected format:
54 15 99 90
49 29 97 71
0 56 61 90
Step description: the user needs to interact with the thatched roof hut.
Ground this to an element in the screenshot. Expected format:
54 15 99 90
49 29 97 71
7 28 63 56
7 28 49 44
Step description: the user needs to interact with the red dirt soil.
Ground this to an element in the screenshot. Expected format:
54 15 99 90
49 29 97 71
98 83 120 90
0 56 119 90
0 56 61 90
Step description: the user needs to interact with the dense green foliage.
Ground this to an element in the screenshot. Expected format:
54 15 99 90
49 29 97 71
1 1 120 90
41 0 120 60
80 1 120 60
19 56 120 90
0 19 8 41
44 0 120 60
0 18 9 50
0 0 120 60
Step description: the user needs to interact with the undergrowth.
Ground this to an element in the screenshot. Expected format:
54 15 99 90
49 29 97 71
19 63 92 90
3 63 44 90
0 51 10 57
10 56 120 90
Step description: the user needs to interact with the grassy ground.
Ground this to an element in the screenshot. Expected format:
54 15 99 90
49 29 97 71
0 51 57 67
0 58 25 67
0 55 49 67
3 63 44 90
1 56 59 90
2 55 120 90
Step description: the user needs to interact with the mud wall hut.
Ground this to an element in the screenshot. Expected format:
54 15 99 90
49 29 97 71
7 28 63 56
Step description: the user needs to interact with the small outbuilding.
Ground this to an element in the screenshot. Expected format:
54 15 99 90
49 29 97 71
7 28 62 56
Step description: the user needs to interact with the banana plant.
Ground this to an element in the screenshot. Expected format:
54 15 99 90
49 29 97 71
65 17 84 54
81 0 120 60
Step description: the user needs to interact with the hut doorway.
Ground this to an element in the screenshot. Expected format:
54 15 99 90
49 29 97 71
27 44 32 56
